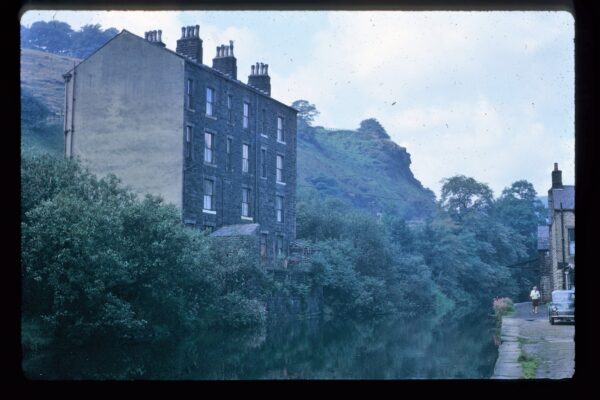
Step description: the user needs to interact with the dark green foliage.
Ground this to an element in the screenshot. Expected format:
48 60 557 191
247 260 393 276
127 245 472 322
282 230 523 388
20 89 64 155
440 175 494 218
21 155 268 360
21 21 118 59
494 180 547 300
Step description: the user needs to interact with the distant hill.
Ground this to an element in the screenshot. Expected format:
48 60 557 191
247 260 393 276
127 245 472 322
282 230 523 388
20 49 80 155
297 121 435 219
20 47 436 219
21 48 80 115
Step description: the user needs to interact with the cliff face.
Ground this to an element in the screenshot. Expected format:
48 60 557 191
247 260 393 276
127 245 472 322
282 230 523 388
297 120 436 220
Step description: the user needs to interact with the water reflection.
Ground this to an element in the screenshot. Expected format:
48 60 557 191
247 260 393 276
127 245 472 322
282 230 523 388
24 311 498 379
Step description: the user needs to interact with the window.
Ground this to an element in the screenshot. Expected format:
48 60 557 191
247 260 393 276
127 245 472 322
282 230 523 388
277 117 284 142
276 155 284 183
203 179 214 211
242 187 250 217
185 126 193 159
276 235 284 257
226 137 232 171
242 144 249 173
204 132 214 163
568 228 575 255
206 87 215 116
276 195 284 223
261 148 267 178
227 94 233 122
260 234 268 260
243 102 249 128
186 79 194 109
262 109 267 135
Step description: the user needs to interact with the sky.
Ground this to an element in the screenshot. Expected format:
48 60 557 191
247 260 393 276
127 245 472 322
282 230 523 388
20 10 575 199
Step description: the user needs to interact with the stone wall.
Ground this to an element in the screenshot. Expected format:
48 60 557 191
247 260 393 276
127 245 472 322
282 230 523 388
539 249 552 302
549 210 575 291
181 61 297 258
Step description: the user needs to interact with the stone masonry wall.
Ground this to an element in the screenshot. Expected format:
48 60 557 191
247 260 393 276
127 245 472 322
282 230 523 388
549 210 575 291
181 62 297 259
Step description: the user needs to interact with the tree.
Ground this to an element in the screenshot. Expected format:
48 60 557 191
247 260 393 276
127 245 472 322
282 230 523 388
495 180 547 246
71 24 119 58
439 175 494 218
291 100 320 127
23 21 73 54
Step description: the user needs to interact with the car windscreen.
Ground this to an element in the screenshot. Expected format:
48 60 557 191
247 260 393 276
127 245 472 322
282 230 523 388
552 292 574 302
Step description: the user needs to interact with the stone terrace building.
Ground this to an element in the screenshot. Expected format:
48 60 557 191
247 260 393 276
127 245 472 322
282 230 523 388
538 163 575 296
63 26 297 261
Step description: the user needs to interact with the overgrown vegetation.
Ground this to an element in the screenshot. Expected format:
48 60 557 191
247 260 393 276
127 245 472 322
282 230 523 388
518 351 541 379
21 154 269 373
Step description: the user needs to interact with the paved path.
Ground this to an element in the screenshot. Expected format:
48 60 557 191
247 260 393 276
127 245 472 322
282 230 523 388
491 302 574 379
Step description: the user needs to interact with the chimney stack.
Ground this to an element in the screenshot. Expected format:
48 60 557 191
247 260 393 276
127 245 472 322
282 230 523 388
552 162 563 189
176 24 203 63
247 61 271 96
145 29 166 48
212 40 237 79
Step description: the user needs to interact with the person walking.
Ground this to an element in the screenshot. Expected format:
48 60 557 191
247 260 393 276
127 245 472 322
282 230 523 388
530 286 541 314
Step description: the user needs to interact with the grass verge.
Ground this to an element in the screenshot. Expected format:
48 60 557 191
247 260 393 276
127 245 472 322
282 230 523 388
518 352 540 379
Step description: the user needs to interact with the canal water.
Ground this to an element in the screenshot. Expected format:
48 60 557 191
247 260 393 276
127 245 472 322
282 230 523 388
24 310 498 379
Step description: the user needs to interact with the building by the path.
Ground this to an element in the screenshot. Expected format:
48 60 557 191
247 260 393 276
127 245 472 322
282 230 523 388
62 26 297 263
538 163 575 300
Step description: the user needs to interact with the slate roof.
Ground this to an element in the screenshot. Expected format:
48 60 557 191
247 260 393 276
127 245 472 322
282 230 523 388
210 223 260 237
537 226 550 250
550 186 575 210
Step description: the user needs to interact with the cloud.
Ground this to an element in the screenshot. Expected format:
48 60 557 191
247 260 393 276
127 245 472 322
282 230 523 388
272 11 574 196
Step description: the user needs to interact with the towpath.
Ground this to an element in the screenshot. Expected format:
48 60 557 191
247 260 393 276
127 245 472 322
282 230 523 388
492 302 574 379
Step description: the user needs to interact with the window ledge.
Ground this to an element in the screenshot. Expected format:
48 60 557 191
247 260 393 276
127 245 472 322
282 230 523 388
241 216 254 221
204 162 217 168
203 209 217 215
260 176 267 180
261 134 268 138
187 107 195 112
277 181 286 186
277 140 286 145
206 114 217 120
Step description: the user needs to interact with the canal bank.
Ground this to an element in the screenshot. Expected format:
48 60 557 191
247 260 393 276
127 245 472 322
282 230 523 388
492 302 574 379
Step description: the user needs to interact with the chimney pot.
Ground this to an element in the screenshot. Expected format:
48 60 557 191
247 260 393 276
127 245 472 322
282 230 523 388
229 40 234 56
265 64 269 75
251 65 255 75
554 163 558 171
158 30 162 42
176 24 203 63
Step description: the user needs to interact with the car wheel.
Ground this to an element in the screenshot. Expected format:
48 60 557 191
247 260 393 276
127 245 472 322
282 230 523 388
549 317 554 325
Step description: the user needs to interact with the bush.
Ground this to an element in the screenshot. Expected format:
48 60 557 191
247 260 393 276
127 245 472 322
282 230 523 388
492 297 514 318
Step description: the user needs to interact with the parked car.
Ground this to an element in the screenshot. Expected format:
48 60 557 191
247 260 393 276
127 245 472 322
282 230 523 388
548 289 575 325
